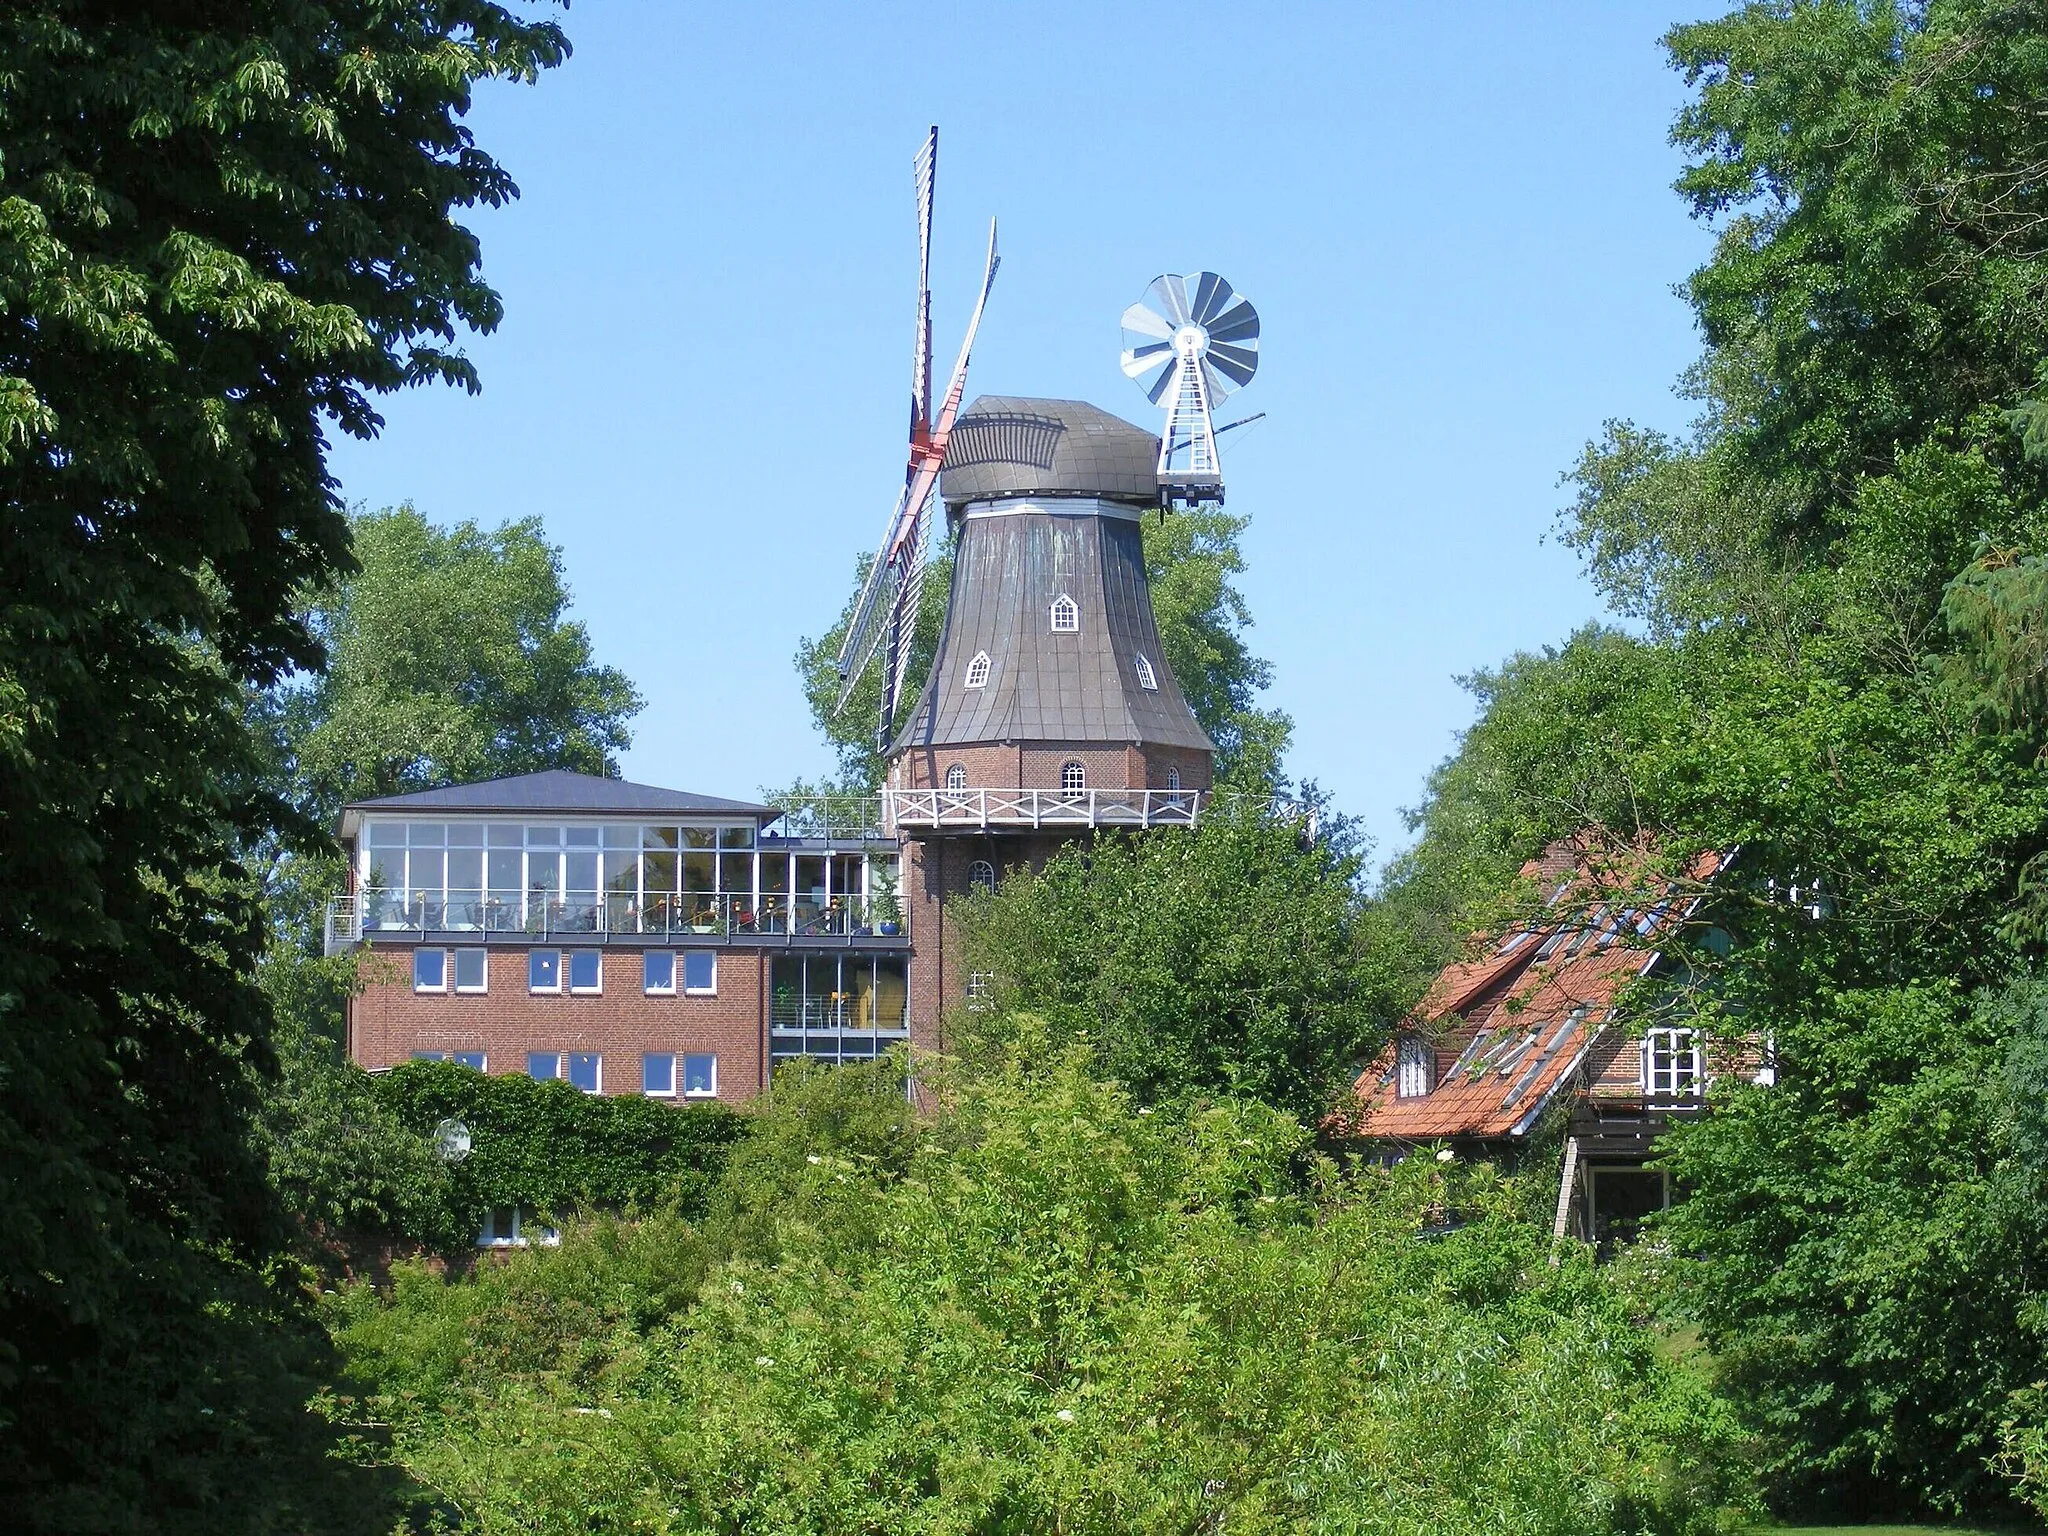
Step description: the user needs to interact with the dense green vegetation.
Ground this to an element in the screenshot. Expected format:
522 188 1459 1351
0 4 566 1528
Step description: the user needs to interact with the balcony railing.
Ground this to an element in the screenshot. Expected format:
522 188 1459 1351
885 787 1206 831
765 795 889 842
768 994 911 1032
327 887 906 951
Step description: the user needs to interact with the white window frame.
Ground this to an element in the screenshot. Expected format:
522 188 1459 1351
453 947 488 994
683 951 717 996
527 1050 563 1081
568 948 603 995
529 949 563 994
1642 1026 1704 1100
682 1052 719 1099
966 970 995 1013
452 1050 487 1071
477 1207 560 1249
567 1051 603 1094
1133 653 1158 690
945 762 968 790
1060 760 1086 793
642 1051 676 1097
1049 594 1079 632
1165 765 1181 791
643 949 677 996
413 947 448 993
1396 1035 1432 1099
967 859 996 895
964 650 991 688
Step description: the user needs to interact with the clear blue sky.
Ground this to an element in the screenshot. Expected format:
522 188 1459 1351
327 2 1717 865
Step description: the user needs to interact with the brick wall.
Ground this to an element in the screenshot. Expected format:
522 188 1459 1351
897 740 1213 792
348 942 768 1102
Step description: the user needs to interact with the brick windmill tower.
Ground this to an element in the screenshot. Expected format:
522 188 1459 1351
832 132 1260 1045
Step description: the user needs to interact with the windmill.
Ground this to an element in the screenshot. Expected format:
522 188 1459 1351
1118 272 1261 505
834 126 1000 747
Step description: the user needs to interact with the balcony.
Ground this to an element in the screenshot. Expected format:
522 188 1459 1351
764 795 890 843
885 787 1206 832
324 887 907 956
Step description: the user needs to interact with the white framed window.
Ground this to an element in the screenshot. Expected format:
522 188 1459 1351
967 859 996 895
453 1050 486 1071
453 947 488 993
683 951 717 996
477 1207 559 1249
945 762 968 790
1133 653 1158 690
1643 1026 1703 1100
529 949 562 993
1396 1035 1432 1099
964 650 991 688
1049 594 1079 632
568 1052 602 1093
568 949 602 994
1060 760 1086 793
1165 766 1181 791
413 948 448 992
966 970 995 1012
682 1053 718 1098
527 1051 560 1081
643 1052 676 1096
644 950 676 995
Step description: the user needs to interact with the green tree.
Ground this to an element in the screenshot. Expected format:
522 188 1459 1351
1387 0 2048 1517
956 801 1394 1120
0 5 566 1526
331 1045 1745 1535
797 506 1291 790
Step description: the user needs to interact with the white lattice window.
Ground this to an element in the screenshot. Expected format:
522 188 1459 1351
964 650 990 688
1060 760 1086 793
1643 1026 1703 1099
945 762 967 790
1049 594 1079 632
1396 1035 1432 1098
1165 766 1181 791
967 860 996 895
1133 652 1158 690
966 971 995 1012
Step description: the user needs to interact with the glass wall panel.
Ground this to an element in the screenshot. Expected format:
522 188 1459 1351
526 825 561 847
487 823 522 847
604 850 639 929
848 957 876 1028
368 822 406 846
408 823 446 846
795 856 827 932
682 827 716 850
565 826 600 848
682 851 715 893
447 848 484 927
448 823 484 846
770 956 803 1029
720 825 753 849
873 957 909 1030
602 824 636 848
719 853 755 896
642 825 678 850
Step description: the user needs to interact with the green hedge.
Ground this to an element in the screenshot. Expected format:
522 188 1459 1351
370 1061 748 1231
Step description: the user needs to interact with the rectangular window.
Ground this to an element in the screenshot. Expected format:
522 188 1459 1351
411 1050 446 1062
527 1051 561 1081
413 948 447 992
1644 1026 1704 1100
529 950 562 992
477 1207 560 1249
683 951 717 996
644 950 676 995
569 949 603 994
682 1053 718 1098
453 948 488 993
567 1052 602 1094
643 1052 676 1096
453 1051 487 1071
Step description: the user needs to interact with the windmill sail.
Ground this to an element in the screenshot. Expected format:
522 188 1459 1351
834 145 1000 739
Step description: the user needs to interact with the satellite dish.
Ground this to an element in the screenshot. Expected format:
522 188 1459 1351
1119 272 1260 504
432 1117 472 1164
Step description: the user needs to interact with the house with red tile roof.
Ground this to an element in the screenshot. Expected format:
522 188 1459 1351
1343 833 1738 1250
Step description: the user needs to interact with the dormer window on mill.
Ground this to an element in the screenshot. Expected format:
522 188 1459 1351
1133 653 1158 691
1049 594 1079 632
963 651 990 688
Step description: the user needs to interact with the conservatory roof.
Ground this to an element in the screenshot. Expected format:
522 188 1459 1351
339 770 776 837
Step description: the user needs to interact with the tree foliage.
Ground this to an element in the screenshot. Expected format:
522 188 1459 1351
331 1046 1744 1535
1386 0 2048 1518
0 3 565 1525
957 802 1396 1120
797 506 1292 790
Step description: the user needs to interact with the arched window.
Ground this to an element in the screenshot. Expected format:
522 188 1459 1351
967 859 996 895
1060 760 1086 793
945 762 967 791
1048 594 1079 632
1396 1036 1432 1099
1165 765 1181 791
1133 653 1158 691
963 650 991 688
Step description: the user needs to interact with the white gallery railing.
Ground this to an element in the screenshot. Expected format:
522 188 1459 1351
884 788 1206 831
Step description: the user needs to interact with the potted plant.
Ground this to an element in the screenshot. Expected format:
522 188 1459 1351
689 901 719 934
871 864 903 937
